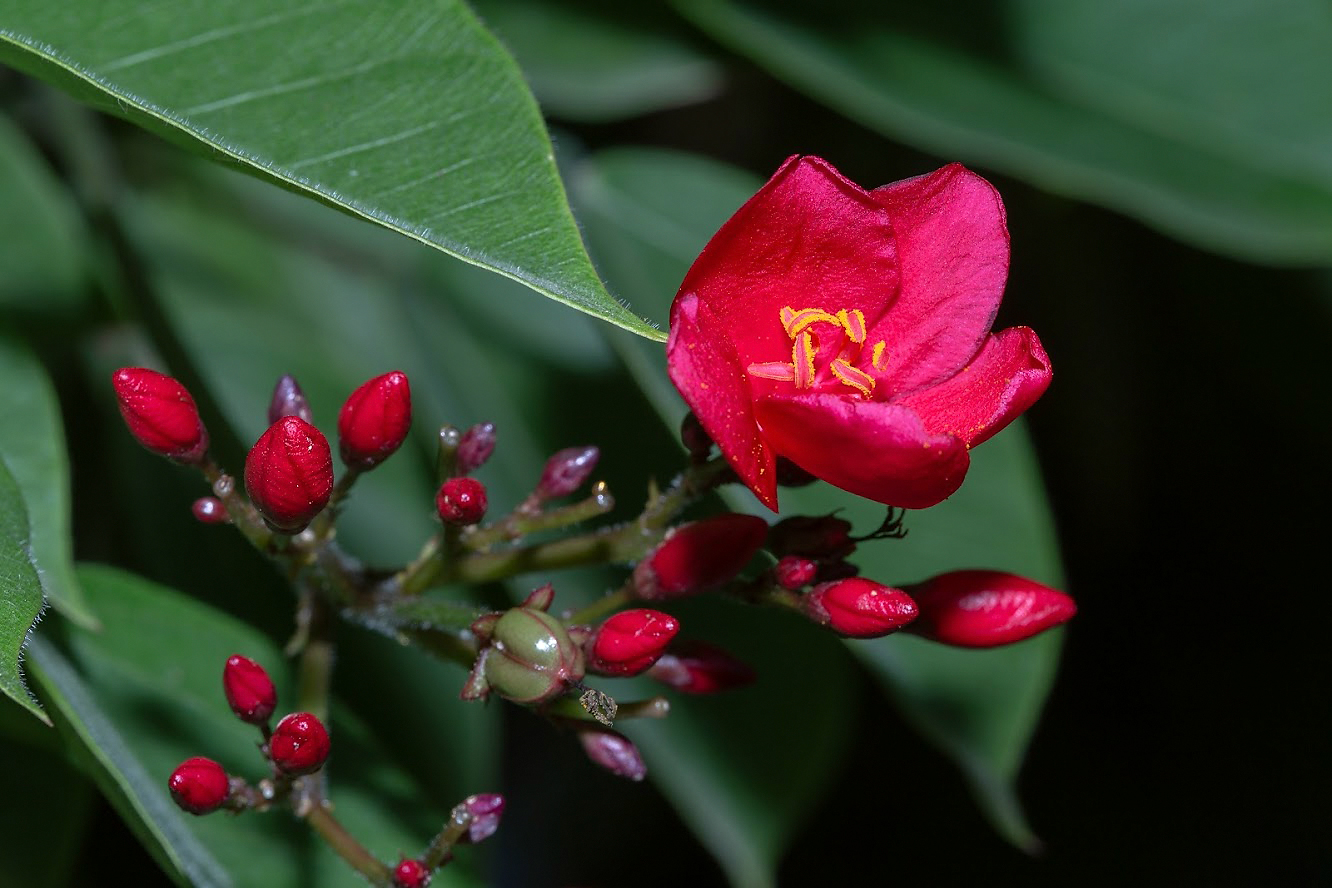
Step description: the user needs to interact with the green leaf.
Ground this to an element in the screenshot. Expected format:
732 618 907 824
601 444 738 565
675 0 1332 265
0 0 661 337
0 336 97 629
0 456 49 725
0 733 96 887
471 0 723 122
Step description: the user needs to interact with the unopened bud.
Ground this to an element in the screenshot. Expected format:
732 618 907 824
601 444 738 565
337 371 412 470
587 608 680 676
578 726 646 781
457 793 505 843
457 422 497 475
906 570 1076 648
679 412 712 462
773 555 817 590
480 606 584 704
767 514 855 560
244 416 334 533
633 513 768 600
775 458 817 488
803 577 918 638
268 712 331 775
191 496 229 524
267 374 314 425
436 477 487 526
536 445 599 499
393 859 431 888
223 654 277 725
112 367 209 464
647 640 756 694
168 756 230 814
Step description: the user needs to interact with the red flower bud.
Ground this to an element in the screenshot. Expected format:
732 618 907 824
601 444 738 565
803 577 918 638
268 712 331 775
906 570 1076 648
457 793 505 843
112 367 209 464
267 374 314 425
191 496 229 524
168 756 230 814
436 477 487 526
767 514 855 560
773 555 817 590
393 859 431 888
536 445 599 499
337 371 412 470
457 422 497 475
632 513 768 601
244 416 334 533
588 608 680 676
223 654 277 725
646 640 756 694
578 726 646 781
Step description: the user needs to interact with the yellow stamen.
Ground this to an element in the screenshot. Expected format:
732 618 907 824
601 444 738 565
782 306 840 338
829 359 875 396
871 340 888 371
792 331 817 388
837 309 867 344
747 361 795 382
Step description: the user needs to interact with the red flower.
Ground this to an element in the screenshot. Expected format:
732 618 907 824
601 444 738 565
666 157 1051 510
906 569 1076 648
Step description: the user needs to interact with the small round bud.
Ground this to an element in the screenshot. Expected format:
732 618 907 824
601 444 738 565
223 654 277 725
587 608 680 676
338 371 412 470
456 422 497 475
244 416 334 533
647 640 756 694
483 607 585 704
458 793 505 844
191 496 229 524
536 445 599 499
436 477 487 526
767 514 856 560
803 578 918 638
633 514 768 601
905 570 1076 648
578 727 646 781
393 859 431 888
773 555 817 590
267 374 314 425
168 756 230 814
679 412 712 462
269 712 331 775
112 367 209 464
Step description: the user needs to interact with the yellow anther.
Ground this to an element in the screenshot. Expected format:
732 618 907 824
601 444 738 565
871 340 888 371
747 361 796 382
836 309 867 344
782 306 840 338
792 331 817 388
829 359 875 397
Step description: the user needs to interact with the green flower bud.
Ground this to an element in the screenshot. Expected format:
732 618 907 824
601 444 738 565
482 607 584 704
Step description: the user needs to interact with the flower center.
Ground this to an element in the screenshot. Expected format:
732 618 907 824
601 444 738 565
747 306 888 397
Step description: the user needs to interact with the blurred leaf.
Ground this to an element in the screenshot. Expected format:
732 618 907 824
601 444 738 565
0 733 95 887
0 336 97 629
0 456 48 724
571 147 1065 850
675 0 1332 265
471 0 723 122
0 0 661 337
0 113 88 314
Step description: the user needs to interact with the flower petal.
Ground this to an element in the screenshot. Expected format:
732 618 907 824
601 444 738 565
667 291 778 509
676 155 900 370
870 164 1010 394
754 394 970 508
895 326 1052 447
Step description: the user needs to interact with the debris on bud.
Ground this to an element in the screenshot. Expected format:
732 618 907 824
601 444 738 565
168 756 230 814
647 640 756 694
268 712 331 775
191 496 229 524
456 422 497 475
773 555 817 590
587 609 680 676
457 793 505 844
577 726 646 781
536 445 599 499
632 513 768 600
112 367 209 464
803 577 918 638
244 416 334 533
436 477 487 526
906 570 1076 648
223 654 277 725
267 374 314 425
393 859 431 888
337 371 412 470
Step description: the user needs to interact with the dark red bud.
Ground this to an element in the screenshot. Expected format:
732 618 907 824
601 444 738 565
456 422 497 475
268 711 331 775
223 654 277 725
337 371 412 470
775 458 817 488
578 727 646 781
191 496 230 524
536 446 599 499
168 756 230 814
436 477 487 526
646 640 756 694
588 608 680 676
458 793 505 843
633 514 768 600
393 859 431 888
803 578 918 638
267 374 314 425
244 416 334 533
680 412 712 462
112 367 209 464
906 570 1076 648
773 555 817 590
767 514 856 560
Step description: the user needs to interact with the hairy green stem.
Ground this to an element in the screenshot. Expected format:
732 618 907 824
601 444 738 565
304 800 393 886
